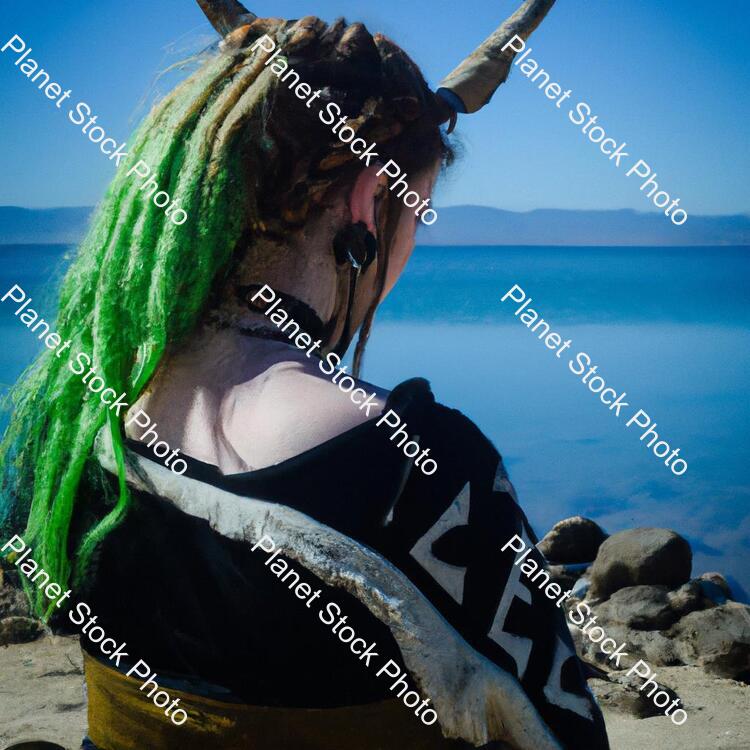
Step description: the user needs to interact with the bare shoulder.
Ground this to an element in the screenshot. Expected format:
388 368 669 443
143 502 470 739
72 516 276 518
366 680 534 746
127 329 388 471
220 351 388 468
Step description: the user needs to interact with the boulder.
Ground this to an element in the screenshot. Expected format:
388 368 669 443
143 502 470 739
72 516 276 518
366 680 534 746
546 564 578 592
538 516 608 564
0 615 44 646
671 602 750 680
592 581 712 634
668 580 713 618
698 572 732 603
596 585 677 630
588 528 691 601
567 553 749 684
0 581 30 619
570 614 682 671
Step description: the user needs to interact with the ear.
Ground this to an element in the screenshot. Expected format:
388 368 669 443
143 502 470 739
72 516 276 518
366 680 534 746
349 165 384 235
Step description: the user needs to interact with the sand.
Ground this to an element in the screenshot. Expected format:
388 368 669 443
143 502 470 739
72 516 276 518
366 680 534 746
0 635 86 749
601 666 750 750
0 637 747 749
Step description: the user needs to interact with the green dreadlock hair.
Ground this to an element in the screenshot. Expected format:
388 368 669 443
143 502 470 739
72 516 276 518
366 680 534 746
0 48 276 616
0 17 450 618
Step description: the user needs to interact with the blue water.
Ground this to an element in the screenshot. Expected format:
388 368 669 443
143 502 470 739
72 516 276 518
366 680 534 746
2 244 749 599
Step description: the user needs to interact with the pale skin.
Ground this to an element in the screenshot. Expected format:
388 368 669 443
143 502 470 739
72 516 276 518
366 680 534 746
126 164 439 473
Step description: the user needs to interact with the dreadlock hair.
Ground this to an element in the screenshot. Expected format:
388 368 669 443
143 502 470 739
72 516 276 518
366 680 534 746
0 15 452 617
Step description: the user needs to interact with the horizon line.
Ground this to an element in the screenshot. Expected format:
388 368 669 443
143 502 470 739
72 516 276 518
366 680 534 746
2 205 749 219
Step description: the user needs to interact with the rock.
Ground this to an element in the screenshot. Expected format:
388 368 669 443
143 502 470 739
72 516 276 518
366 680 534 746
671 602 750 680
630 628 683 668
572 576 590 599
538 516 608 564
668 580 713 618
0 582 30 619
699 572 732 602
570 612 682 671
1 566 31 620
595 580 713 632
698 580 729 606
546 564 578 592
574 597 750 681
590 678 657 718
0 616 45 646
588 528 692 601
596 585 678 630
590 673 681 719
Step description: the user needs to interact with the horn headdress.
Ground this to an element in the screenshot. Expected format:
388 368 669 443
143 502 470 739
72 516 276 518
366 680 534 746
196 0 557 130
197 0 256 36
436 0 556 119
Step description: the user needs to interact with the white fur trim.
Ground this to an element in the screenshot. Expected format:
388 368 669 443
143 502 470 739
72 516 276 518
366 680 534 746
94 430 562 749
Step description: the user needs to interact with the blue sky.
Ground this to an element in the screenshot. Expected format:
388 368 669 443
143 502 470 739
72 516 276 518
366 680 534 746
1 0 748 214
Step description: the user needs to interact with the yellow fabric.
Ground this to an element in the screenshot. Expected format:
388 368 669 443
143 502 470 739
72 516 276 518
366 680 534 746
84 653 459 749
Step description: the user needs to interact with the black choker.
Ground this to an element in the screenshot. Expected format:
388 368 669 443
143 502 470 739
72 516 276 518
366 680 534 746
235 284 335 344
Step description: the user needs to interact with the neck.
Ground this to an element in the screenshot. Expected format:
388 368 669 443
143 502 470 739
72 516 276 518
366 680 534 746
210 213 344 337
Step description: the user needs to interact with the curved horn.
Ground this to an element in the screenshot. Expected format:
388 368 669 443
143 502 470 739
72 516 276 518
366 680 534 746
197 0 257 36
437 0 556 118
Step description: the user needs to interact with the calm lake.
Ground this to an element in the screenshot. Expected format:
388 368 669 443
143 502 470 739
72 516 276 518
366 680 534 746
2 244 749 599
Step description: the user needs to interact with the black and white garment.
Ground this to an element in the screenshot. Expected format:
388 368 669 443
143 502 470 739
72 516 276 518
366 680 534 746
378 380 609 749
89 377 609 749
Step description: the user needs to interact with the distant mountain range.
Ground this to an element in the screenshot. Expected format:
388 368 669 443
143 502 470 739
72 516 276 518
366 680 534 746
418 206 750 246
1 205 748 246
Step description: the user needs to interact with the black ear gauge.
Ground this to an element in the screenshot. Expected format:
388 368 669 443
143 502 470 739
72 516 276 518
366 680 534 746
330 221 379 356
362 225 377 269
333 226 354 267
333 222 377 271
